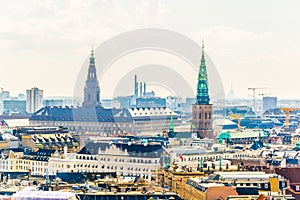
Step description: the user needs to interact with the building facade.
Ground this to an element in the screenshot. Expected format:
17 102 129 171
0 143 162 181
26 87 43 114
29 49 180 134
263 96 278 113
3 99 26 114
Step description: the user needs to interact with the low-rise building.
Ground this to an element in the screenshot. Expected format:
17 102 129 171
184 179 238 200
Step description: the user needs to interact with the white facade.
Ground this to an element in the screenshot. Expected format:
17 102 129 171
48 145 160 181
0 145 161 181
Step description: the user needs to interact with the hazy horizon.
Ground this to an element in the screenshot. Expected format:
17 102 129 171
1 1 300 99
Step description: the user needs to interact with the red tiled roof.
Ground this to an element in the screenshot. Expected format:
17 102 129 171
206 186 238 200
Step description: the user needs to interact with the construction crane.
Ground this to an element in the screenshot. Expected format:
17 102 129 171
229 114 243 130
258 93 273 97
248 87 266 112
280 107 300 129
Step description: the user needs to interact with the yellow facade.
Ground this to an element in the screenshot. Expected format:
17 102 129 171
161 169 204 198
269 176 279 193
184 183 206 200
0 141 8 149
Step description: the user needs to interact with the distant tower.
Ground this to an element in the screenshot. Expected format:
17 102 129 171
227 84 236 100
143 82 146 97
83 47 101 107
134 75 138 98
26 87 43 113
191 40 213 139
139 82 143 97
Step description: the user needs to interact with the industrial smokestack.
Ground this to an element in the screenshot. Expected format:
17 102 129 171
140 82 143 97
134 75 138 97
143 82 146 97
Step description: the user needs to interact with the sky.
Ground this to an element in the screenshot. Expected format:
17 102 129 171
1 0 300 99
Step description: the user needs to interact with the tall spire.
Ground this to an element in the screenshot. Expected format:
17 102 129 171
83 47 101 107
202 38 205 59
196 39 210 104
90 45 95 65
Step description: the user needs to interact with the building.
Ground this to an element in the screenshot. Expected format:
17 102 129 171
1 90 10 99
183 171 288 200
21 133 80 152
26 87 43 114
161 166 204 198
113 96 132 109
191 40 213 139
43 99 64 107
128 107 179 132
217 130 268 144
82 48 101 108
136 97 166 108
29 49 180 134
48 142 163 181
29 49 133 134
184 179 238 200
0 141 165 182
3 99 26 114
263 96 278 113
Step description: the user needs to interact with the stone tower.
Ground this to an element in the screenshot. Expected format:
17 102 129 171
83 48 101 108
191 40 213 139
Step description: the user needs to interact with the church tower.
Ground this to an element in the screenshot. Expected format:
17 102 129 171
83 48 101 107
191 40 213 139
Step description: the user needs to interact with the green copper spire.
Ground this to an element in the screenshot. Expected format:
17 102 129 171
90 46 95 65
196 39 210 104
169 115 174 132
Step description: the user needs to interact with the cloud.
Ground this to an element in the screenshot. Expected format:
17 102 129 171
200 26 273 42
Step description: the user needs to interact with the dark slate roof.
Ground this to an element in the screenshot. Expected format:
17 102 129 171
84 172 117 180
56 172 86 183
116 143 163 155
77 147 92 155
236 187 259 195
168 131 192 139
250 141 264 150
30 106 133 123
1 148 25 153
80 142 110 155
83 141 164 158
2 172 30 179
22 149 55 161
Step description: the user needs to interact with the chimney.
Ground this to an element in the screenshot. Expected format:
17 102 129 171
139 82 143 97
143 82 146 97
134 75 138 98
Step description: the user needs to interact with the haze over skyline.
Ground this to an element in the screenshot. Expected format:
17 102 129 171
1 0 300 99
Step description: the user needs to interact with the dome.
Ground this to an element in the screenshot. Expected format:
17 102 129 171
245 108 256 118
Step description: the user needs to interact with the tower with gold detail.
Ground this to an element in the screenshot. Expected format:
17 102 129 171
191 40 213 139
83 48 101 107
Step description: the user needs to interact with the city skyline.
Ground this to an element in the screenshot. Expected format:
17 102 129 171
1 1 300 99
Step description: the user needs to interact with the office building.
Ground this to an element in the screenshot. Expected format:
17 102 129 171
26 87 43 114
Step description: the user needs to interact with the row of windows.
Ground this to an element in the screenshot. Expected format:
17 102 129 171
75 156 158 164
133 112 172 115
194 112 211 119
51 163 154 173
178 154 248 162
